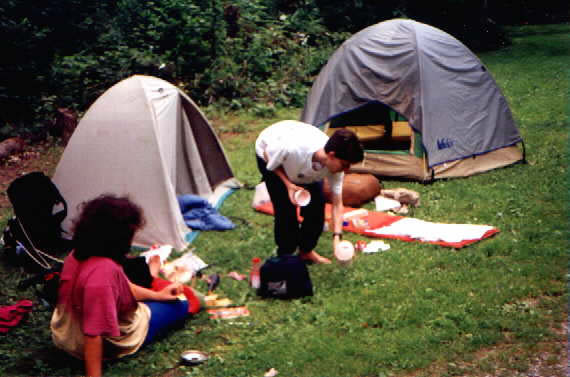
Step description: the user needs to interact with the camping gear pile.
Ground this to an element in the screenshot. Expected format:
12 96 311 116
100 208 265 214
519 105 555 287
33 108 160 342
251 175 498 249
1 172 73 307
2 172 72 271
1 75 241 308
253 200 498 249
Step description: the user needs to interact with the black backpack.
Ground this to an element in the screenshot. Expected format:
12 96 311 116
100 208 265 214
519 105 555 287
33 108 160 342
258 255 313 299
2 172 73 272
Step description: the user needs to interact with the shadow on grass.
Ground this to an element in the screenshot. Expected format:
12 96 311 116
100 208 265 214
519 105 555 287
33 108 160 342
9 345 83 376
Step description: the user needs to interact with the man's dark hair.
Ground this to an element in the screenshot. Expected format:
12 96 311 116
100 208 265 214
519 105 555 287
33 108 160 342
324 129 364 163
72 194 145 263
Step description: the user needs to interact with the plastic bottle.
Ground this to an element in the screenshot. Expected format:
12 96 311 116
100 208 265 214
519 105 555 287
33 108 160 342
250 257 262 289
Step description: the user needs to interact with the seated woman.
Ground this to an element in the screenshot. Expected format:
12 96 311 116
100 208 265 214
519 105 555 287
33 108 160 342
50 194 197 377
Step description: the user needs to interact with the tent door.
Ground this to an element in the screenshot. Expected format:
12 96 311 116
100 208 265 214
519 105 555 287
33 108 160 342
326 102 421 156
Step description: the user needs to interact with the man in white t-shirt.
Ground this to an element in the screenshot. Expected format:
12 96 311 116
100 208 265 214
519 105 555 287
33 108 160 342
255 120 364 264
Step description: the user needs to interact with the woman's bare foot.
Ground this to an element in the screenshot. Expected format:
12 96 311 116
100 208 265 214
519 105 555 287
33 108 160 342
148 255 161 277
299 250 332 264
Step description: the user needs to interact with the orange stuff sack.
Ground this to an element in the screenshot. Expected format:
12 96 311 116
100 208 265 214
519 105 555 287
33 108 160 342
323 173 381 207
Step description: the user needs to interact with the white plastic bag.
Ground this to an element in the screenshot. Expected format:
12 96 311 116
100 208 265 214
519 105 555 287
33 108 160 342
251 181 271 208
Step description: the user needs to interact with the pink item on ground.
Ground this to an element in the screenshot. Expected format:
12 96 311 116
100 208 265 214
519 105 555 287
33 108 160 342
0 300 33 334
227 271 247 281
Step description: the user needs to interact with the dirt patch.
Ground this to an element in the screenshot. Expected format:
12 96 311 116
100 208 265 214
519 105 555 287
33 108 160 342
402 309 568 377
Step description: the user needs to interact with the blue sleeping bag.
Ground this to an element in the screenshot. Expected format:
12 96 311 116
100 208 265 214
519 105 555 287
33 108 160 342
177 194 235 231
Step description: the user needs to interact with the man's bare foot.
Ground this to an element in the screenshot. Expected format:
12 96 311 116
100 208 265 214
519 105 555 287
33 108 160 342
299 250 332 264
148 255 161 277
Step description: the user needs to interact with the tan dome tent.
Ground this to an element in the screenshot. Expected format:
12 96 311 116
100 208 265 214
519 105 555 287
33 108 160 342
53 75 241 250
301 19 524 181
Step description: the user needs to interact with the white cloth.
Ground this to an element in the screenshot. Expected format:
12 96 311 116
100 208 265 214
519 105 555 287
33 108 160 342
161 250 208 283
139 244 173 265
374 196 402 211
255 120 344 195
368 217 495 243
251 182 271 208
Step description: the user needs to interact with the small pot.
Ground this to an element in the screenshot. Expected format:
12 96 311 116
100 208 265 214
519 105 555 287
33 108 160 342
180 350 209 365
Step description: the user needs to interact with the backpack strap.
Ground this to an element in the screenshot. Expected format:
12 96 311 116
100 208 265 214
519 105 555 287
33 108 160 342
15 217 64 270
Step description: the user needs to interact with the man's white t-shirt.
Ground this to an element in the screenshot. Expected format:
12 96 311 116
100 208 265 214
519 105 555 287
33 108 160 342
255 120 344 195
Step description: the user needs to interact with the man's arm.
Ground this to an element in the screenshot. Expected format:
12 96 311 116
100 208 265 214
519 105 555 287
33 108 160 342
263 150 303 205
84 335 103 377
331 192 344 250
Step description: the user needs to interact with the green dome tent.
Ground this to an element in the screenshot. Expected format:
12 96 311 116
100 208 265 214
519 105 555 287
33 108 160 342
301 19 524 181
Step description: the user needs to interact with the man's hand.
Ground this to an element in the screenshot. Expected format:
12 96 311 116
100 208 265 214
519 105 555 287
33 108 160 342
286 183 304 206
271 165 303 206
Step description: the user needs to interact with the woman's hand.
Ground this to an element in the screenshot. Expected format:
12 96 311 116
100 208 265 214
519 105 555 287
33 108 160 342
155 283 183 300
129 281 182 301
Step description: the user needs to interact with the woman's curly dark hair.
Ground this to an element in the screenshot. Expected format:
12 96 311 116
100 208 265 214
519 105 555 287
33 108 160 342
72 194 145 262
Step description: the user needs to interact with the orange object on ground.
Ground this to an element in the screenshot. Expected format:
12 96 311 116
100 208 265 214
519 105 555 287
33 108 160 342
207 306 250 319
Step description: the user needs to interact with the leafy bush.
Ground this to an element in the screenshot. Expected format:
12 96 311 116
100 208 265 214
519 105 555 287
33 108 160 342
315 0 404 33
1 0 346 133
4 0 552 138
188 0 346 108
0 0 118 135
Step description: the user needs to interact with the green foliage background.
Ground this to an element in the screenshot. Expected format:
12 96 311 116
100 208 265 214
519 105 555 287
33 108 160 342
0 0 346 136
2 0 568 138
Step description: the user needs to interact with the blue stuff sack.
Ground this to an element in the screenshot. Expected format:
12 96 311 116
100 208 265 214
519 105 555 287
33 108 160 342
177 194 235 231
258 255 313 299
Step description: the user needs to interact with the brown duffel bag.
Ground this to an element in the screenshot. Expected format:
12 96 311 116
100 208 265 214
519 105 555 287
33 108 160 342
323 173 382 207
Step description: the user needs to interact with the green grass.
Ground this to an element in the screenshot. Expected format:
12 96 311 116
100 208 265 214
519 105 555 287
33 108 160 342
1 24 568 377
